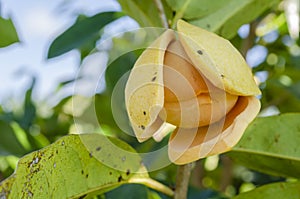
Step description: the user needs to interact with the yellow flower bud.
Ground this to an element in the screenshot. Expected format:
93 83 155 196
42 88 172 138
125 20 261 164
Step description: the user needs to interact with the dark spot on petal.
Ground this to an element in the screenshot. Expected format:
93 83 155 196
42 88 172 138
206 24 211 28
89 152 93 158
81 170 84 175
143 111 146 115
197 50 203 55
109 172 112 175
151 76 157 82
96 146 101 151
221 74 225 78
86 174 89 178
141 125 145 130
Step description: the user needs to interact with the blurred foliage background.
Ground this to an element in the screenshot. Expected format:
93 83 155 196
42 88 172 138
0 0 300 198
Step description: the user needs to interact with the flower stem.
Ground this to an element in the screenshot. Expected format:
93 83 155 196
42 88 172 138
174 162 194 199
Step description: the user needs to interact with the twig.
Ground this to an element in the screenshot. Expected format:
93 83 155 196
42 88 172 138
240 21 258 57
153 0 169 29
190 160 204 189
129 177 174 197
174 162 194 199
219 155 233 191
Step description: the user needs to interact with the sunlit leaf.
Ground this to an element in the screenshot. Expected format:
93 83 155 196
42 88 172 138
0 134 174 198
232 182 300 199
0 17 19 47
228 113 300 178
173 0 280 39
117 0 172 27
0 134 150 198
47 12 123 58
166 0 228 19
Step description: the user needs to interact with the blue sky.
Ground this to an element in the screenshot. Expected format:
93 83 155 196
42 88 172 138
0 0 123 106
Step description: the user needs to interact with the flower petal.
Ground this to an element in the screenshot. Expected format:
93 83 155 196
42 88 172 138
161 89 238 128
125 30 175 142
168 96 261 164
163 40 208 102
177 19 261 96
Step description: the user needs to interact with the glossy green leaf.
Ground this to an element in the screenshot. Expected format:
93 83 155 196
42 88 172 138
0 134 160 198
228 113 300 178
47 12 123 58
166 0 228 20
0 121 26 156
185 0 280 39
0 17 19 47
117 0 172 27
232 182 300 199
105 184 152 199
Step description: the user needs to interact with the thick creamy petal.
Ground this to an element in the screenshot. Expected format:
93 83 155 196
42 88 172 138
161 88 238 128
177 20 261 96
125 30 175 142
168 96 261 164
164 40 208 102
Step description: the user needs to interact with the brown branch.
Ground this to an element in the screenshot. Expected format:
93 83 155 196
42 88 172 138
219 155 233 192
174 162 194 199
190 160 204 189
240 22 258 57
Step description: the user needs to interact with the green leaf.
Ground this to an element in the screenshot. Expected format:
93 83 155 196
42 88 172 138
18 79 36 131
232 182 300 199
184 0 280 39
117 0 172 27
47 12 123 58
105 184 151 199
166 0 228 20
0 17 19 47
0 121 26 156
228 113 300 178
105 50 140 92
0 134 173 198
0 134 138 198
